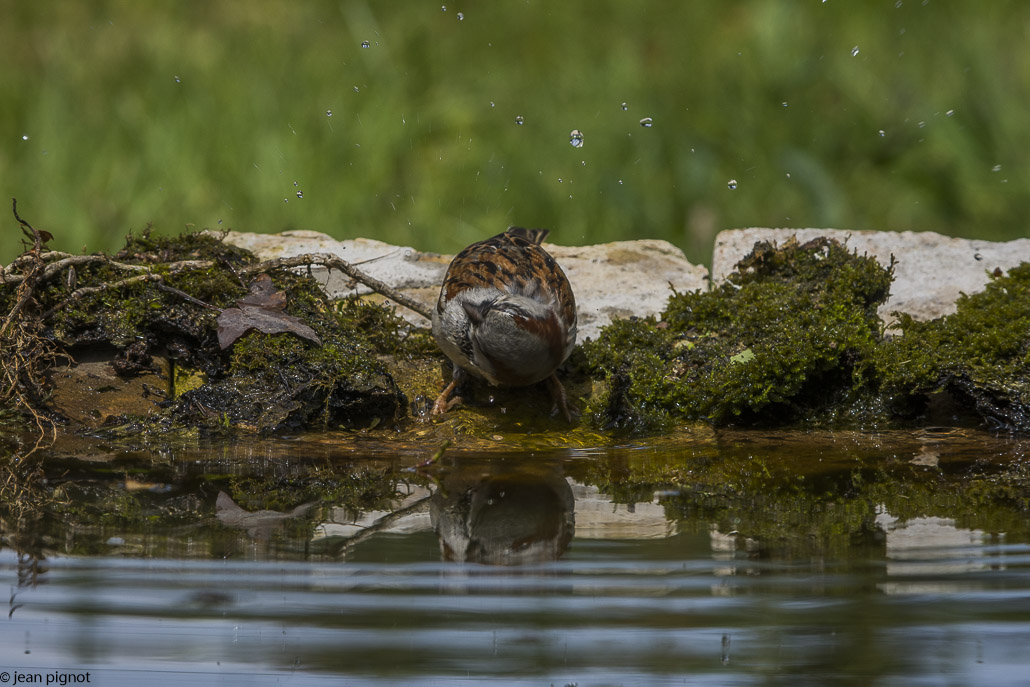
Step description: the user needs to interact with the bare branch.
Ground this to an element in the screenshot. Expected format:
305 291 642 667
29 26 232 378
243 253 433 320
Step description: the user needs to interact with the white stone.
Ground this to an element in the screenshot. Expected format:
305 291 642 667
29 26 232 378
219 230 709 341
712 228 1030 323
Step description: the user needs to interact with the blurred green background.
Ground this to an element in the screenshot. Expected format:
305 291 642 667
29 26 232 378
1 0 1027 266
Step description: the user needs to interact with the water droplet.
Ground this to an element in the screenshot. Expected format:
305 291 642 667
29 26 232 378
21 134 29 141
514 115 524 125
639 117 653 128
946 109 955 117
851 45 860 57
326 109 333 117
581 160 586 166
618 179 623 185
489 101 495 107
781 101 788 107
457 11 464 20
992 164 1002 172
361 40 370 48
727 179 738 190
441 5 446 10
296 190 304 199
283 198 289 203
174 75 181 83
558 178 563 183
974 252 983 261
569 129 584 148
918 121 926 128
878 129 886 137
217 219 223 225
621 102 628 111
294 181 299 187
353 86 359 92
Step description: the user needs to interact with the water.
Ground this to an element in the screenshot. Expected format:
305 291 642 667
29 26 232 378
2 429 1029 685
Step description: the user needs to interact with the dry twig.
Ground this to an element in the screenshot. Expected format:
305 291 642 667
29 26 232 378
242 253 433 320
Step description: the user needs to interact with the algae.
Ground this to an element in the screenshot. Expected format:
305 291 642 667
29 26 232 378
583 237 892 431
584 236 1030 434
880 263 1030 431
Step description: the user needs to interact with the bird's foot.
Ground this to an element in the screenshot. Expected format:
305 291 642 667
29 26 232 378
546 374 577 423
431 380 464 415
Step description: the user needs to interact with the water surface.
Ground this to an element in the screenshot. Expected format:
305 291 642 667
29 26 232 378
2 429 1028 685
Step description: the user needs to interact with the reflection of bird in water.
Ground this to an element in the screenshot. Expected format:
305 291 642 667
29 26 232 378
431 468 575 565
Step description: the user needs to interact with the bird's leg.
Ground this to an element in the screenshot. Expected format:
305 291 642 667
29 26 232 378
546 373 575 423
432 366 467 415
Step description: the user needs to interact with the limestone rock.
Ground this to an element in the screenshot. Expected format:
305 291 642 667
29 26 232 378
220 230 709 341
712 228 1030 323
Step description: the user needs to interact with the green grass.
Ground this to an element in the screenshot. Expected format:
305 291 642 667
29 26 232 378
2 1 1028 265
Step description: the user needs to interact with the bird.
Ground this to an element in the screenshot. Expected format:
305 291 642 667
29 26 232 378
431 226 578 421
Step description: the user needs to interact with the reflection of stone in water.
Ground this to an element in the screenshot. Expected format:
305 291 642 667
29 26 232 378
432 470 574 565
875 505 999 595
570 482 677 540
315 483 432 539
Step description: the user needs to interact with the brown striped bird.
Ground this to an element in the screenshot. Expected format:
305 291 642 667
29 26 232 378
431 227 578 421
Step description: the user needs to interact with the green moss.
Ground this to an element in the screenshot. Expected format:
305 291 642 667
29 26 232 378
882 263 1030 430
586 237 1030 434
45 228 252 349
584 238 893 431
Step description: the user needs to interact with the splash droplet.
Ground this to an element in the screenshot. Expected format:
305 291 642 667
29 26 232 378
326 109 333 117
514 115 524 125
878 129 886 137
992 164 1002 172
945 109 955 117
489 101 495 108
569 129 584 148
727 179 738 190
441 5 446 10
618 179 623 185
174 75 181 83
621 102 628 111
639 117 653 128
457 11 464 20
296 190 304 199
781 101 788 107
361 40 370 48
21 134 29 141
851 46 860 57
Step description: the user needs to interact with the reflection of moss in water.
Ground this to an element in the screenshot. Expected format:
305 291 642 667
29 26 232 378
0 455 416 559
577 439 1030 559
584 237 1030 434
228 467 406 515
